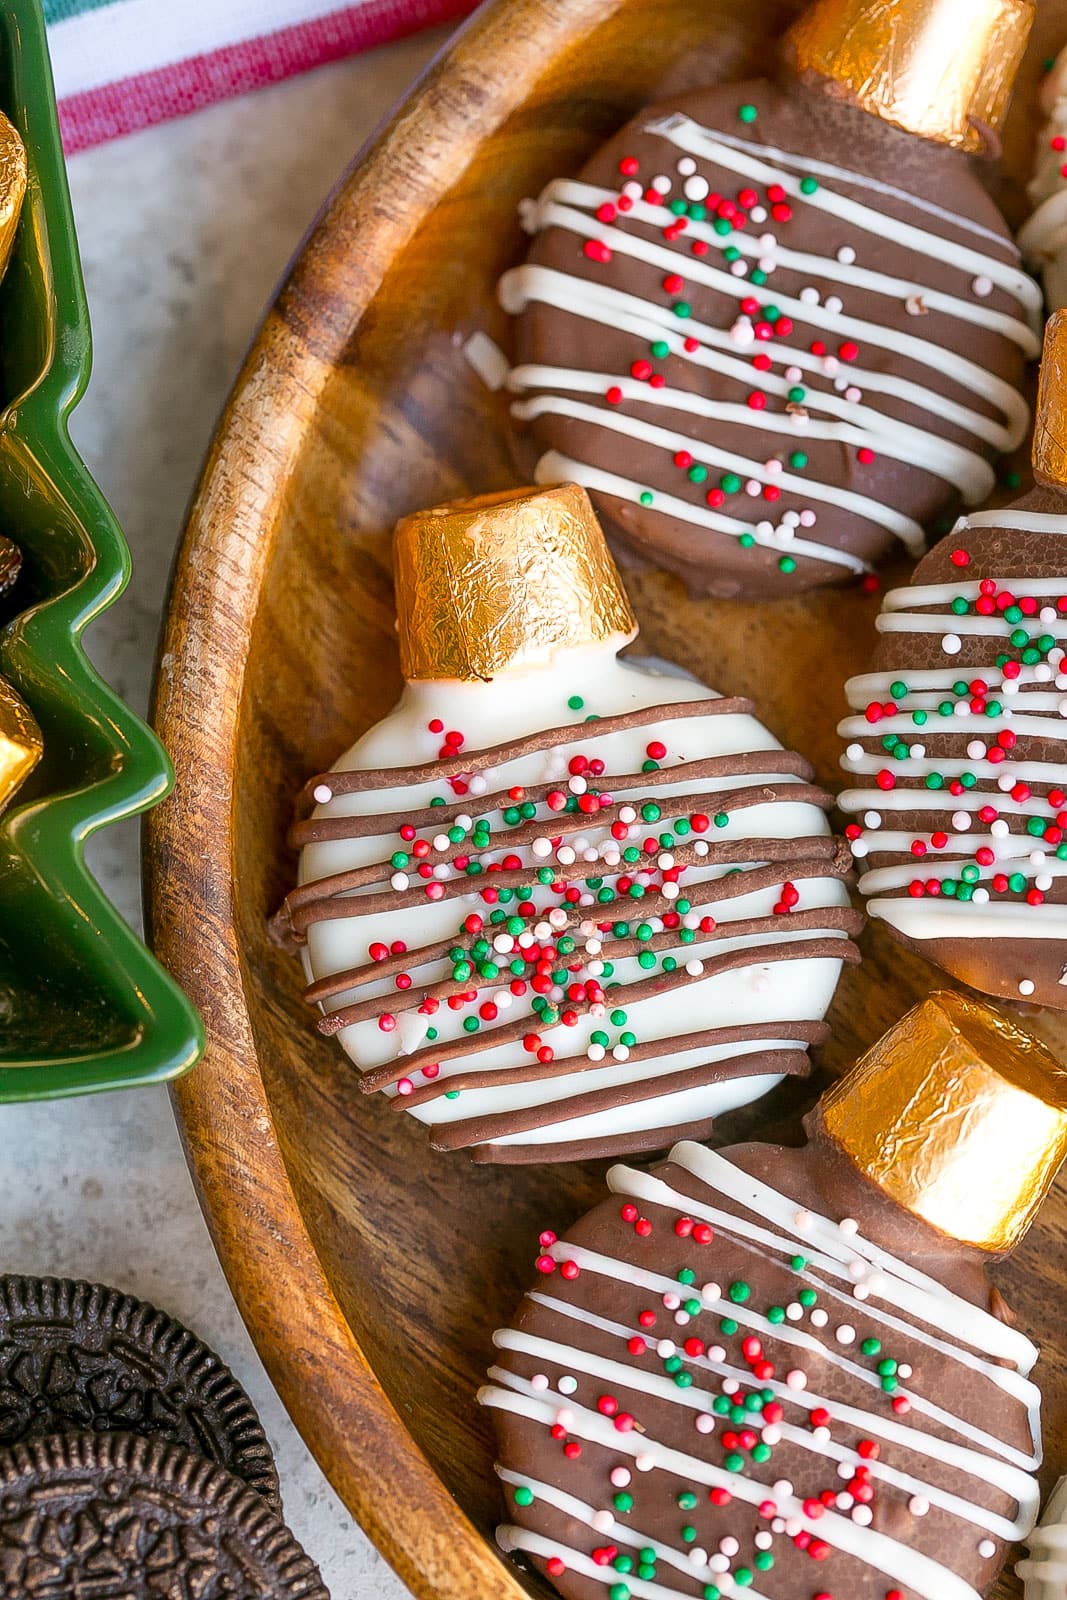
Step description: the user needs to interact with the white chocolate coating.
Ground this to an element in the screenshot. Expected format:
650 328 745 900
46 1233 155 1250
1018 1476 1067 1599
296 642 854 1159
1020 49 1067 311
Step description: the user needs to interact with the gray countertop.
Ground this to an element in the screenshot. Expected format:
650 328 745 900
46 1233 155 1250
0 30 456 1596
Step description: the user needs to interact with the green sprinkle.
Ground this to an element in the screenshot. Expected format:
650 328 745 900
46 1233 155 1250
734 1568 754 1588
430 796 445 807
641 803 661 822
445 1089 460 1100
703 1587 722 1600
714 812 729 828
638 950 656 969
681 1525 697 1544
749 268 768 286
678 1267 696 1286
613 1492 633 1513
712 1396 731 1415
878 1358 898 1376
739 532 755 549
790 1255 807 1272
738 103 758 123
724 1451 745 1473
611 1009 628 1026
513 1486 534 1507
462 1017 479 1034
767 1305 785 1324
673 301 692 319
688 464 709 484
728 1281 750 1304
677 1491 698 1510
567 694 584 710
639 490 654 506
799 176 818 195
861 1337 881 1356
721 472 741 494
720 1317 738 1337
651 340 670 359
613 1556 633 1575
609 1586 630 1600
798 1288 817 1308
751 1442 772 1464
787 385 806 403
789 451 808 470
779 556 797 575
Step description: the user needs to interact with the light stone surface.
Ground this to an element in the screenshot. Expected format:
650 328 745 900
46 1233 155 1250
0 31 454 1596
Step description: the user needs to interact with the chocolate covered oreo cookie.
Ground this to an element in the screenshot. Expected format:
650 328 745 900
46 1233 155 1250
0 1274 280 1509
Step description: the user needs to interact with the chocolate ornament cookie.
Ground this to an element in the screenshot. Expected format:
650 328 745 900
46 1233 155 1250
0 1432 327 1599
839 311 1067 1008
273 485 861 1163
0 1274 280 1508
501 0 1040 600
482 991 1067 1600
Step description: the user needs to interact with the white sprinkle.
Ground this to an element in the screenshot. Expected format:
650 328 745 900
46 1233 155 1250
709 1555 730 1575
612 1045 630 1062
592 1510 614 1533
636 1453 655 1471
433 834 450 852
468 774 488 796
793 1209 812 1230
991 818 1010 838
688 1548 708 1569
952 811 970 832
786 1303 804 1322
909 1497 930 1517
799 509 816 527
835 1324 856 1345
622 180 642 200
620 806 636 824
662 881 679 901
568 775 587 794
1019 979 1036 997
966 740 987 760
799 285 820 305
685 959 705 977
677 156 696 175
837 1492 854 1511
846 743 863 761
586 1044 606 1062
750 205 767 223
837 1462 853 1480
694 1414 715 1434
972 888 990 905
839 1217 859 1236
684 174 710 201
730 318 755 347
897 1364 912 1380
810 1308 828 1328
837 245 856 264
822 355 840 376
853 1284 870 1301
1037 874 1054 891
555 1408 574 1427
771 1518 786 1534
972 274 993 297
558 1376 577 1395
852 1504 873 1526
651 174 672 193
702 1284 721 1304
610 1467 631 1488
941 633 962 655
745 479 762 498
825 295 843 315
719 1537 739 1558
721 1378 739 1396
390 872 409 891
863 811 881 830
849 839 868 859
784 1518 803 1539
774 1480 794 1500
730 259 748 277
785 365 802 383
663 1293 680 1311
530 1373 549 1391
433 864 450 880
978 1540 996 1558
844 385 862 403
312 783 333 804
761 1424 782 1445
786 1369 807 1390
556 846 575 865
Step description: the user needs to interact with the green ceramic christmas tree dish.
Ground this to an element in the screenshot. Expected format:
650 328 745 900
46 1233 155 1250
0 0 203 1098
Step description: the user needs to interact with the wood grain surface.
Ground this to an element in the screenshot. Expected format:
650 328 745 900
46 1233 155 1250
145 3 1067 1596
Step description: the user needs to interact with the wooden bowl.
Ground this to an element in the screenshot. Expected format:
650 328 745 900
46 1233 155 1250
145 3 1067 1596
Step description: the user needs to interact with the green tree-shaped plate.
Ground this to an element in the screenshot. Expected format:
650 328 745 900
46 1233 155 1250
0 0 203 1098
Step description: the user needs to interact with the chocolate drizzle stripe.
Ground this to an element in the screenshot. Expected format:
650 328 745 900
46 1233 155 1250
316 904 863 1029
396 1019 829 1110
302 868 856 1004
428 1048 811 1151
468 1115 717 1165
354 935 861 1092
290 829 847 938
288 746 816 847
296 698 751 804
283 780 836 923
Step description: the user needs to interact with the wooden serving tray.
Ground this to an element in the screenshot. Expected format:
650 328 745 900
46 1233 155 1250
145 2 1067 1596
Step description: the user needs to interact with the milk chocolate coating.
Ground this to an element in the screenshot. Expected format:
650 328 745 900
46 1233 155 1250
843 485 1067 1009
509 75 1029 599
489 1117 1032 1599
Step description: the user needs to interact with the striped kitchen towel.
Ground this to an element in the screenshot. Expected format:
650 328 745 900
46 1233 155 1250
46 0 480 153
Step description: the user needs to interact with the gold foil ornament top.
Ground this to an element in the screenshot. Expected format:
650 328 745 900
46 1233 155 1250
821 991 1067 1251
0 111 26 280
0 675 42 815
785 0 1035 152
1034 309 1067 489
393 484 638 682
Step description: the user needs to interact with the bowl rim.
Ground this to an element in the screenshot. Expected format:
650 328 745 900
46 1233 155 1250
146 1 631 1593
0 0 204 1099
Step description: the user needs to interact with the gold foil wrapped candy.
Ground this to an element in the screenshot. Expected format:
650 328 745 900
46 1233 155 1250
785 0 1035 153
0 675 42 814
821 991 1067 1251
0 109 25 279
1034 309 1067 490
393 484 638 682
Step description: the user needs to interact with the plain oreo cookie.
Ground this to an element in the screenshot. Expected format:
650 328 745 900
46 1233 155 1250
0 1275 280 1509
0 1432 328 1599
